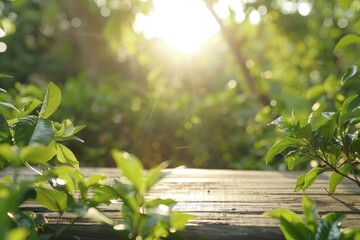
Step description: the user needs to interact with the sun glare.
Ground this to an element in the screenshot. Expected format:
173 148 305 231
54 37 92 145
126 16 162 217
134 0 220 53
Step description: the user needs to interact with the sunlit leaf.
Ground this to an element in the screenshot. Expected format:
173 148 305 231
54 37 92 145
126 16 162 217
303 168 326 191
0 144 20 166
264 209 308 240
146 162 168 191
7 227 30 240
20 145 56 164
112 150 144 193
340 228 360 240
55 143 79 168
85 207 114 225
35 187 67 212
294 173 306 192
0 101 20 112
341 65 360 86
18 98 42 118
171 211 196 231
39 82 61 119
329 163 351 194
266 137 299 164
86 174 107 188
335 34 360 51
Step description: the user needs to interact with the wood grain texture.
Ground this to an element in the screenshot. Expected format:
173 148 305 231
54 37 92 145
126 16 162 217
3 168 360 239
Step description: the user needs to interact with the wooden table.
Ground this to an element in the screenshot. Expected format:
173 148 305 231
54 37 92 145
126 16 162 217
7 168 360 239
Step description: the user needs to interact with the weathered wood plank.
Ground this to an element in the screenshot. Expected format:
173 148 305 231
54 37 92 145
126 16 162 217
2 167 360 239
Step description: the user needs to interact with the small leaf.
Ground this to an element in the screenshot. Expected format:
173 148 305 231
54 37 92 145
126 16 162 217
266 137 299 164
18 98 42 118
335 35 360 51
171 211 196 231
85 207 114 225
7 227 30 240
0 20 3 31
86 174 107 188
0 144 20 166
0 114 10 143
0 101 20 112
264 209 308 240
341 65 360 86
39 82 61 119
303 168 326 191
294 173 306 192
328 163 352 194
112 150 144 193
146 162 168 191
56 143 79 168
35 187 67 212
316 213 345 240
20 145 56 164
14 116 54 147
302 196 318 235
338 0 352 11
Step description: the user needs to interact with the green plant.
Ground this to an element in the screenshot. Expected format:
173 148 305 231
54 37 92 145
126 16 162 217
0 82 194 239
265 195 360 240
89 150 195 240
266 82 360 193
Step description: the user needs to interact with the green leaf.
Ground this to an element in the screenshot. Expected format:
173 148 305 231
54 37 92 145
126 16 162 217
55 143 79 168
14 117 54 147
20 145 56 164
338 0 352 11
0 101 20 112
85 207 114 225
340 228 360 240
7 227 30 240
266 137 299 164
340 95 358 123
302 196 318 235
316 213 345 240
147 198 177 208
264 209 308 240
86 174 107 188
0 114 11 143
335 34 360 51
341 65 360 86
18 98 42 118
303 168 326 191
171 211 196 231
294 173 306 192
285 151 312 170
146 162 168 191
39 82 61 119
112 150 144 193
35 187 67 212
328 163 352 194
0 144 20 166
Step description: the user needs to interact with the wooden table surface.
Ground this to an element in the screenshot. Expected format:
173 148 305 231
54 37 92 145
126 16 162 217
6 168 360 240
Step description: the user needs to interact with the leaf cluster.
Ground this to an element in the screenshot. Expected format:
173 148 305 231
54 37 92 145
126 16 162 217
0 82 194 240
266 86 360 193
265 196 360 240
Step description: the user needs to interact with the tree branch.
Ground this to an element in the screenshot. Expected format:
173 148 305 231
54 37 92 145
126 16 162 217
203 0 269 106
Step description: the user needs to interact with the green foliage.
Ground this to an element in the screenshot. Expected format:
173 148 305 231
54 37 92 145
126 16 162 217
266 83 360 192
265 195 360 240
0 82 193 239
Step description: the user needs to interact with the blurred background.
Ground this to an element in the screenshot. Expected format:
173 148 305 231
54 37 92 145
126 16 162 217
0 0 359 169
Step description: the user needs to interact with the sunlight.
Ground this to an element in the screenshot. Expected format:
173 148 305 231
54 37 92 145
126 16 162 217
134 0 220 53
